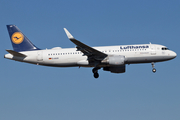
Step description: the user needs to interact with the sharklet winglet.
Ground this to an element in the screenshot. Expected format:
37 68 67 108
64 28 74 39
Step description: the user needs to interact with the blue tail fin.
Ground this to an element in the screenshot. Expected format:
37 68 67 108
6 25 40 52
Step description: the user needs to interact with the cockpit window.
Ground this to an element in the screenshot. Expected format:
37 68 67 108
162 47 169 50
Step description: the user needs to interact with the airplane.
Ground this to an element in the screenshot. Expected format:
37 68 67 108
4 25 177 78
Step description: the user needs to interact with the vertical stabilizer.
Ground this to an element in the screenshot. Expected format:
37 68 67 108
6 25 40 52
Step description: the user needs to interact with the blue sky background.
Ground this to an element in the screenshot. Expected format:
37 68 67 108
0 0 180 120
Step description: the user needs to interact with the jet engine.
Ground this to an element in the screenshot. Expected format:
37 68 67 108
101 55 126 73
104 55 125 66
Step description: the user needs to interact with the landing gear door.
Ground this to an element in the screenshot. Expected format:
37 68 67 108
151 45 156 55
37 51 43 61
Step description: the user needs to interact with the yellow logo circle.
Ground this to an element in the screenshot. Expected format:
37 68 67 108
11 32 24 44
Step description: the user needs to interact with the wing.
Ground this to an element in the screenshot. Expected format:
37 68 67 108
64 28 107 60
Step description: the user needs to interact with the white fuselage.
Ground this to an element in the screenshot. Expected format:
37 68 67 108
4 44 177 67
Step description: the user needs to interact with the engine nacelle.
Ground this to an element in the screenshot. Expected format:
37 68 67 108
103 66 126 73
108 55 125 66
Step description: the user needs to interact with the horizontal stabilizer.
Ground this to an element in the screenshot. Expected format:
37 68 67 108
6 49 26 57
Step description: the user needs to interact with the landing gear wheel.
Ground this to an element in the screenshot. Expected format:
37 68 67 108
92 67 101 78
94 72 99 78
92 68 97 73
151 62 156 73
152 68 156 73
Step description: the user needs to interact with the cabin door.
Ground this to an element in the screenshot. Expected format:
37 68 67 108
151 45 156 55
37 51 43 61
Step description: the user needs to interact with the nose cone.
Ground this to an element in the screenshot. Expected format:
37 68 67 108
171 51 177 59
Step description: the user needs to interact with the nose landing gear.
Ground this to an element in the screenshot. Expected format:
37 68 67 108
92 67 101 78
151 62 156 73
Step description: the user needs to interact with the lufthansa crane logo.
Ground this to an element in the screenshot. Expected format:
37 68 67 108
11 32 24 44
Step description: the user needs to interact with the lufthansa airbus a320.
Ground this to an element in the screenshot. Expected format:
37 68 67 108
4 25 177 78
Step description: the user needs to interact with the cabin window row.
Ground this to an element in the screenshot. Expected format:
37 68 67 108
48 49 147 56
103 49 147 53
48 52 82 56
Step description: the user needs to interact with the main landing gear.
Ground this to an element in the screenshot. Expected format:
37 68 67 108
92 67 101 78
151 62 156 73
